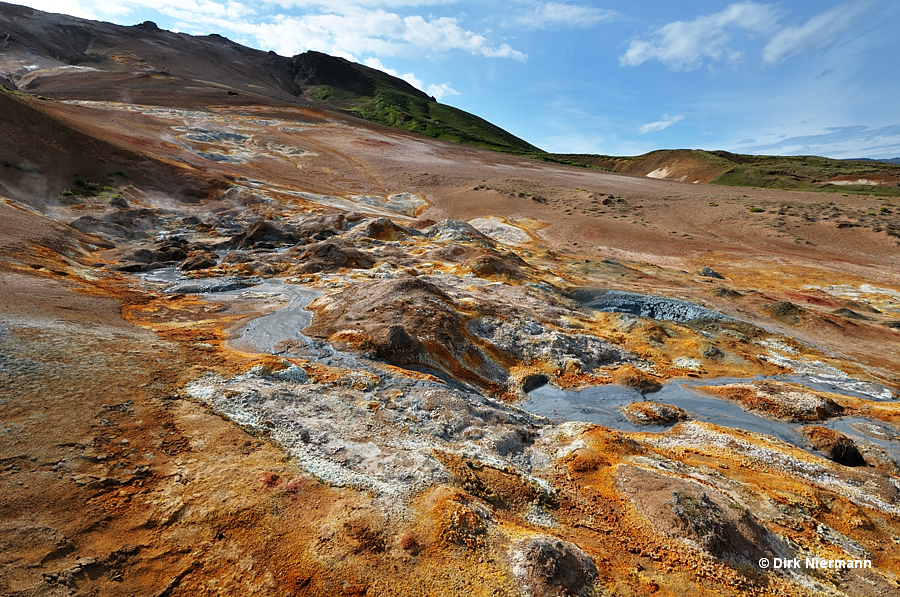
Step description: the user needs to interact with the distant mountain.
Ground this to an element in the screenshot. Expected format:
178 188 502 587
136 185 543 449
545 149 900 196
0 1 540 155
844 157 900 165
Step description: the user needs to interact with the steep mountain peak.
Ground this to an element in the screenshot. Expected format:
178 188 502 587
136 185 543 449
289 50 429 101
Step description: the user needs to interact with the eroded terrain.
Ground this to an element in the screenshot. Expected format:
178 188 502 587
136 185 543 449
2 52 900 597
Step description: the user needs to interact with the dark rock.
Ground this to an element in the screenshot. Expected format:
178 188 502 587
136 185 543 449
698 266 725 279
295 213 345 241
221 251 253 264
612 365 663 393
710 286 742 299
179 255 218 271
622 401 689 426
570 288 730 323
114 262 150 273
69 216 142 240
833 308 870 321
464 254 526 280
701 344 724 359
366 325 424 358
766 300 804 323
109 195 129 209
347 217 421 241
294 240 374 273
425 244 469 263
100 208 160 228
229 220 296 249
124 244 189 264
521 374 549 393
511 537 598 597
802 426 867 466
165 277 256 294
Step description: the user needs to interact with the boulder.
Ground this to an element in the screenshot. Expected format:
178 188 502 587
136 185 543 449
802 426 867 467
510 537 598 597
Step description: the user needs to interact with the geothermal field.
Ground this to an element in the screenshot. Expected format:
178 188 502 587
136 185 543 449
1 3 900 596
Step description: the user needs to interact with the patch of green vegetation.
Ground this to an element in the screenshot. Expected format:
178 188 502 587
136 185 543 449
297 54 542 156
345 88 542 155
536 148 900 197
708 151 900 196
60 175 128 203
748 206 765 213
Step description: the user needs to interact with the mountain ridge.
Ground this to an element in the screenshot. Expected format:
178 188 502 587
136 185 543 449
0 1 540 155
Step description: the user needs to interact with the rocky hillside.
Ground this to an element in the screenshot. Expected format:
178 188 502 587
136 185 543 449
0 1 539 155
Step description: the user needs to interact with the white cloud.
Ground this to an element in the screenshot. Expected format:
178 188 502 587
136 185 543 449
512 3 619 30
362 58 457 101
762 1 871 64
363 57 421 89
426 82 459 101
222 9 526 61
639 114 684 134
13 0 100 19
265 0 452 8
620 1 780 70
22 0 525 63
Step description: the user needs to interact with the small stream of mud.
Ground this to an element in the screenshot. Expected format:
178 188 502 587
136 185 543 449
141 268 321 354
521 378 900 463
216 279 321 354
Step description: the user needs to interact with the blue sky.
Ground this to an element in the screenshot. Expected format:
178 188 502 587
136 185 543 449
18 1 900 158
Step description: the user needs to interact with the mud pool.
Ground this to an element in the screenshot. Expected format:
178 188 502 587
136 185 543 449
522 378 900 464
214 279 320 354
141 268 320 354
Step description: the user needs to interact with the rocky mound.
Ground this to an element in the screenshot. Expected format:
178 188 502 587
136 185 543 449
801 426 868 467
570 288 729 323
622 401 690 426
617 465 771 562
305 277 632 396
701 381 844 422
510 537 598 597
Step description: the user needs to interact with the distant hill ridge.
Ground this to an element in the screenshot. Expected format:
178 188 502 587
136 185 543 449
1 1 897 194
544 149 900 196
845 157 900 165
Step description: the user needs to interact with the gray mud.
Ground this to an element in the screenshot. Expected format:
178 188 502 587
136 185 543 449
166 276 258 294
522 378 900 464
222 280 321 354
570 288 729 322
